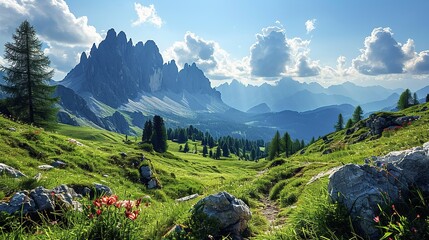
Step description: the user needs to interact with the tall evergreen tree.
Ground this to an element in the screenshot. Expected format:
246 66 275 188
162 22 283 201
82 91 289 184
0 20 58 127
268 131 281 160
397 89 412 110
183 142 190 153
202 145 208 157
413 92 419 105
142 120 153 142
334 113 344 131
222 143 230 157
151 115 168 153
345 118 353 129
209 149 213 158
426 94 429 103
352 106 363 123
215 146 222 160
282 132 292 157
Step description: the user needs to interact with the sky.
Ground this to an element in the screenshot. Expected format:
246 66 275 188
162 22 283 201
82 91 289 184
1 0 429 90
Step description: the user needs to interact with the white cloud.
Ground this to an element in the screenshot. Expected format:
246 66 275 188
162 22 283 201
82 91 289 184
132 3 163 28
0 0 102 80
305 19 316 34
352 27 429 76
250 26 289 77
164 32 248 81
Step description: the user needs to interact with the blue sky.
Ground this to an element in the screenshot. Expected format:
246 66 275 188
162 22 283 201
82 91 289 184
1 0 429 90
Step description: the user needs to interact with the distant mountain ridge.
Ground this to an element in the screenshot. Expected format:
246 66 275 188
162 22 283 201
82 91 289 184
216 79 403 112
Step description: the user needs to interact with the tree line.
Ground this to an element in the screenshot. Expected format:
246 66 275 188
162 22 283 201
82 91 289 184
267 131 306 160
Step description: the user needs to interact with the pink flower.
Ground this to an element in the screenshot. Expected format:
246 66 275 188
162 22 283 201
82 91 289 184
96 209 102 216
373 216 380 223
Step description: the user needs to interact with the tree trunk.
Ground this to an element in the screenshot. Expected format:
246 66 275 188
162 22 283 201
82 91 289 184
25 29 34 123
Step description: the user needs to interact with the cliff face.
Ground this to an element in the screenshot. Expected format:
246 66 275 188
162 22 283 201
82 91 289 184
61 29 221 108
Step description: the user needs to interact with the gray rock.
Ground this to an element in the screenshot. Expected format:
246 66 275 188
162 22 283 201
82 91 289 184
139 165 152 181
8 127 16 131
30 186 55 211
120 152 127 157
38 165 54 171
328 141 429 239
365 114 420 136
94 183 112 196
51 160 67 168
192 191 251 239
147 178 160 189
0 163 26 178
33 173 42 182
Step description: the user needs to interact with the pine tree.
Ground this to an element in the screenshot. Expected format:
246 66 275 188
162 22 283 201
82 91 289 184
183 142 189 153
334 114 344 131
151 115 168 153
142 120 152 142
0 20 58 127
282 132 292 157
222 143 229 157
268 131 281 160
215 146 222 159
352 106 363 123
209 149 213 158
250 148 256 160
397 89 412 110
426 94 429 103
413 93 419 105
345 118 353 129
202 145 208 157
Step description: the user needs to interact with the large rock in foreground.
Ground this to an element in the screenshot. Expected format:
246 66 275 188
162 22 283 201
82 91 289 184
191 191 251 240
328 141 429 239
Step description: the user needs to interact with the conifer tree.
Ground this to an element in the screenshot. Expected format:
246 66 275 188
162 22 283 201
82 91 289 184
202 145 208 157
222 143 230 157
397 89 412 110
183 142 190 153
268 131 281 160
215 146 222 159
151 115 167 153
352 106 363 123
142 120 152 142
334 114 344 131
0 20 58 127
282 132 292 157
426 94 429 103
413 92 419 105
345 118 353 129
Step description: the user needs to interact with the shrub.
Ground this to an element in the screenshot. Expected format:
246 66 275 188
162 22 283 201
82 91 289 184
140 143 153 152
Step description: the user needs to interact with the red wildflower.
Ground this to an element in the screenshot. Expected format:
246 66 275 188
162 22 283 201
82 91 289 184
96 209 102 216
373 216 380 223
93 199 102 208
392 204 396 211
88 213 94 219
101 195 118 206
125 210 139 220
135 198 142 207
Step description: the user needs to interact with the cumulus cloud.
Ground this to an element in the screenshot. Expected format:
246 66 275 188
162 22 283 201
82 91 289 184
0 0 102 79
305 19 316 34
163 32 248 81
352 27 407 75
352 27 429 75
250 26 290 77
132 3 163 28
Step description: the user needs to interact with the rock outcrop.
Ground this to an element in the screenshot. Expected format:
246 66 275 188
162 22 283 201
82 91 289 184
328 141 429 239
365 113 420 136
191 191 251 239
139 164 161 189
0 185 82 215
0 163 26 178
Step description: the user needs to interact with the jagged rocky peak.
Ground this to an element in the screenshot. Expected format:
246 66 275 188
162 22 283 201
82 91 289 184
161 60 179 91
178 62 213 94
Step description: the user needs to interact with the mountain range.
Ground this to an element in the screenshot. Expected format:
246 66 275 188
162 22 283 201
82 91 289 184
216 79 408 113
1 29 428 141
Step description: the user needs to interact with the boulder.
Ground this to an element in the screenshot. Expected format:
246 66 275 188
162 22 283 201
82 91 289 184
0 163 26 178
139 165 162 189
0 185 82 215
365 114 420 136
191 191 251 239
38 165 54 171
94 183 112 196
328 141 429 239
51 160 67 168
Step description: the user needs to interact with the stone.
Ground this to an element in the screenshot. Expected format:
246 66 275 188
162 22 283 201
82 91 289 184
120 152 127 157
147 178 160 189
139 165 152 181
365 114 420 136
176 193 199 202
8 127 16 131
94 183 112 196
328 141 429 239
191 191 251 239
51 160 67 168
38 165 54 171
0 163 26 178
33 173 42 182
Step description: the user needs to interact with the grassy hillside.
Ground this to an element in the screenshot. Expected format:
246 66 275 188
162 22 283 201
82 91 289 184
0 102 428 239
